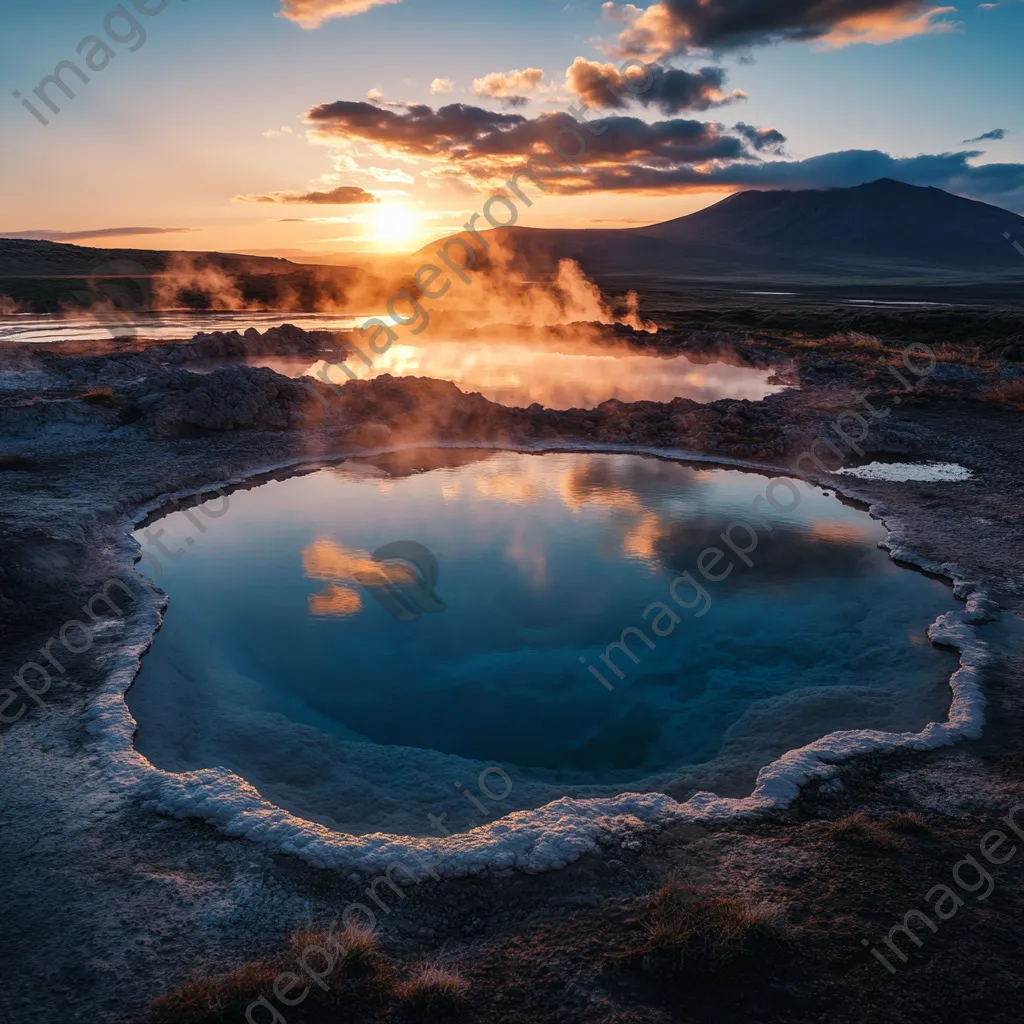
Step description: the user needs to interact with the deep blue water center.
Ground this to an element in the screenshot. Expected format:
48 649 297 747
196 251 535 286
128 450 957 835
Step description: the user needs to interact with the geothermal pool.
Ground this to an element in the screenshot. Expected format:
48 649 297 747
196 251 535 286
127 450 958 837
0 311 373 344
219 340 784 409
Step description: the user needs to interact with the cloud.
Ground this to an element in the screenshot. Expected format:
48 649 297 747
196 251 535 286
732 122 786 152
473 68 546 100
962 128 1007 143
1 227 197 242
278 0 401 29
570 149 1024 209
565 57 745 114
603 0 958 57
430 78 454 95
234 185 380 204
299 97 1024 209
304 100 751 184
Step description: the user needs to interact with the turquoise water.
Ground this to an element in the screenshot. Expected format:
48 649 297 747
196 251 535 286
127 450 957 834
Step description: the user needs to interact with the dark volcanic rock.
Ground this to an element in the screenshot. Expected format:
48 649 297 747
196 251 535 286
160 324 348 363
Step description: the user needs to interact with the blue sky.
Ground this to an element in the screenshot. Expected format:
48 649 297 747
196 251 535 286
2 0 1022 255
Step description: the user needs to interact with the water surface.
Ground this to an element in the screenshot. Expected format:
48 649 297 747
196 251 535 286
0 311 373 344
234 340 784 409
128 450 956 835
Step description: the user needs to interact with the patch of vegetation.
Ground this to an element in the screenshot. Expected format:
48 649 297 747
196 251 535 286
825 810 923 851
647 301 1024 349
982 380 1024 411
292 923 381 973
394 966 470 1015
148 959 281 1024
823 330 884 350
626 877 785 975
143 925 408 1024
81 387 118 408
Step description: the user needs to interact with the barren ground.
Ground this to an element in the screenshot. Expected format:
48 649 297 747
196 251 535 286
0 317 1022 1024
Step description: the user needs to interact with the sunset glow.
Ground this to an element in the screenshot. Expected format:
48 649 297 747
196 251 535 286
2 0 1019 258
370 203 418 248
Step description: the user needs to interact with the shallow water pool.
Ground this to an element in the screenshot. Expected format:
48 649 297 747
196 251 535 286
233 339 783 409
127 449 957 836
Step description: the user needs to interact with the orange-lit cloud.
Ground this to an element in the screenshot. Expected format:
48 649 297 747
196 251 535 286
565 56 746 114
821 4 957 45
472 68 550 109
303 99 750 194
473 68 547 101
603 0 958 57
296 93 1024 203
278 0 401 30
234 185 380 205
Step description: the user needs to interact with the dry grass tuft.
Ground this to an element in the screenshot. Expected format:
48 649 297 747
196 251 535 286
983 380 1024 410
148 959 280 1024
81 387 118 408
333 923 380 967
825 331 885 350
887 811 932 836
825 811 913 851
394 966 470 1013
632 878 784 974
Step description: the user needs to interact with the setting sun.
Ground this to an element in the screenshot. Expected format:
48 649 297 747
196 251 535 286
371 202 417 248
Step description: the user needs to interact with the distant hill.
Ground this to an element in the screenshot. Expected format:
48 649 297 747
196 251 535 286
0 237 303 279
0 238 369 313
417 179 1024 284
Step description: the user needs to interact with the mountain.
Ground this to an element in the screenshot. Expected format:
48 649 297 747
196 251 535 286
417 180 1024 284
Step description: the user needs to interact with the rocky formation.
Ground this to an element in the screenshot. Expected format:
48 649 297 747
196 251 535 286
0 323 349 390
158 324 349 364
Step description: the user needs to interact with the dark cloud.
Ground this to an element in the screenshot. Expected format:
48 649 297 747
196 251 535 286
607 0 957 57
962 128 1007 143
304 100 749 173
235 185 380 205
574 149 1024 211
299 97 1024 211
565 57 745 114
732 122 786 152
1 227 197 242
305 101 526 157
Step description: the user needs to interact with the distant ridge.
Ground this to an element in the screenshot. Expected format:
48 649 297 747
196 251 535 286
0 238 367 314
0 237 297 279
417 179 1024 283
